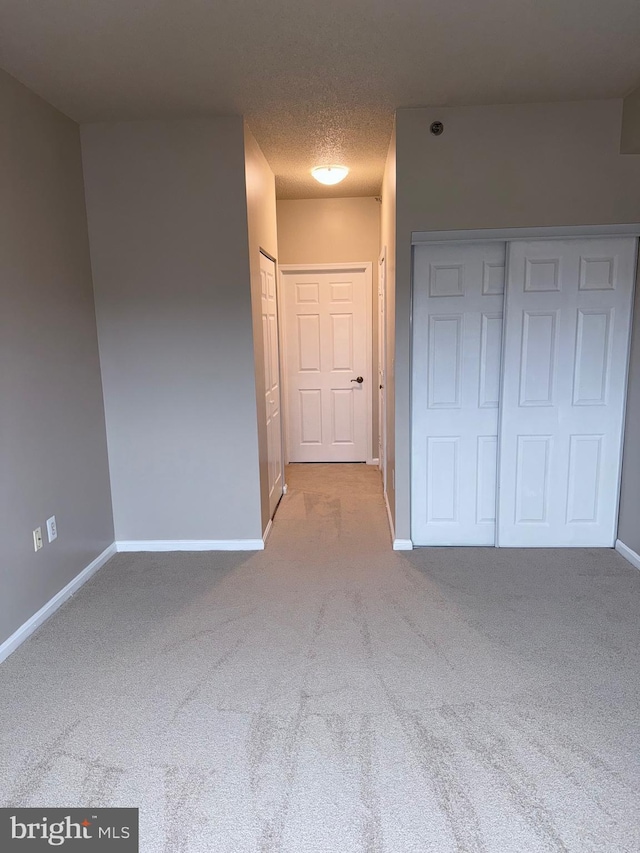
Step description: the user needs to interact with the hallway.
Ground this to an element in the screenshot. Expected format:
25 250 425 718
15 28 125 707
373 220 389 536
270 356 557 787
1 464 639 851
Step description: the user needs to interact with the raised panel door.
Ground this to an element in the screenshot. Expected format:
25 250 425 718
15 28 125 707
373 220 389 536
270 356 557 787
411 241 506 546
498 237 637 546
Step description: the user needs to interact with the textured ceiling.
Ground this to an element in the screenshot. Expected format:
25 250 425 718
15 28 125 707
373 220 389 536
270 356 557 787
1 0 640 198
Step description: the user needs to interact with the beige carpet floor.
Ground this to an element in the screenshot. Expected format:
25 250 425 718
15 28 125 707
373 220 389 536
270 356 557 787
1 463 640 851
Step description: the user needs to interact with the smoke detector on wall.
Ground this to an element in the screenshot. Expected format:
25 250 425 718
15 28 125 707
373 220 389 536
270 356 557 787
311 165 349 185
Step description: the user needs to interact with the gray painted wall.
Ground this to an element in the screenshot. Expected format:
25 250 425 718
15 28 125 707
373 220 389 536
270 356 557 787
621 87 640 155
0 70 114 646
618 264 640 554
81 117 263 543
394 101 640 542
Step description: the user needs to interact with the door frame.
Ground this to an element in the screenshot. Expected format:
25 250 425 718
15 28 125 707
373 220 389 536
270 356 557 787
378 249 388 492
279 262 375 465
409 223 640 548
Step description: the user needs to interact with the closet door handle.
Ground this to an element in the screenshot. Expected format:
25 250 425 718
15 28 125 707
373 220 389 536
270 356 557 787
351 376 364 384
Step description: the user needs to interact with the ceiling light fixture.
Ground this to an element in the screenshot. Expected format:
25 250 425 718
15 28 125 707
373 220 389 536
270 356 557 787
311 165 349 185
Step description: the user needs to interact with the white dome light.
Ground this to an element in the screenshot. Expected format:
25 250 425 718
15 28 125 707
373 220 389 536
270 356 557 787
311 165 349 185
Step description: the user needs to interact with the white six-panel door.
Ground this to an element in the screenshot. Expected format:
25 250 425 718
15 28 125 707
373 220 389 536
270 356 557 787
412 242 506 545
260 253 283 519
498 237 637 547
282 267 369 462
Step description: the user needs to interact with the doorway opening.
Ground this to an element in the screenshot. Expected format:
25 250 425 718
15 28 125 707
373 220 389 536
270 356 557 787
266 197 390 540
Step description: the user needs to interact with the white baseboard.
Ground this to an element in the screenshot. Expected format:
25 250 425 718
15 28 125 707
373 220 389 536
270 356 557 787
615 539 640 571
0 543 117 665
384 490 395 542
116 539 265 552
383 489 413 550
367 458 379 466
263 519 273 545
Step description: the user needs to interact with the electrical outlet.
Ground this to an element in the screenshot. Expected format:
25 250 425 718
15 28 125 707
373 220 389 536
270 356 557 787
33 527 43 552
46 515 57 543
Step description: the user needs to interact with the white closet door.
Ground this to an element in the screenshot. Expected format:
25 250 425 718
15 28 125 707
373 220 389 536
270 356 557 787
412 242 506 545
498 237 637 547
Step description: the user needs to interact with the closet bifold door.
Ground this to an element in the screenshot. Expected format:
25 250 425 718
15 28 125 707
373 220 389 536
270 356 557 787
497 237 637 547
411 241 506 546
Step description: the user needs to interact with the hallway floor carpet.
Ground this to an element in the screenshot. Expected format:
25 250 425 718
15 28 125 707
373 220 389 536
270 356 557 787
1 463 640 851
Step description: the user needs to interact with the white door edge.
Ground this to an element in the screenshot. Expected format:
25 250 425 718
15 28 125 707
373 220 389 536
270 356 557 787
613 246 639 548
494 240 514 549
378 247 388 493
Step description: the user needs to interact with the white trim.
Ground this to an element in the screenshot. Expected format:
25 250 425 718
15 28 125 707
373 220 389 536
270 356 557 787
368 457 379 466
279 263 373 272
412 224 640 245
279 262 374 464
385 488 413 550
378 248 388 493
612 247 638 553
263 519 273 544
384 490 395 541
116 539 265 552
276 268 290 464
615 539 640 571
0 543 117 665
495 239 511 548
365 261 374 465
